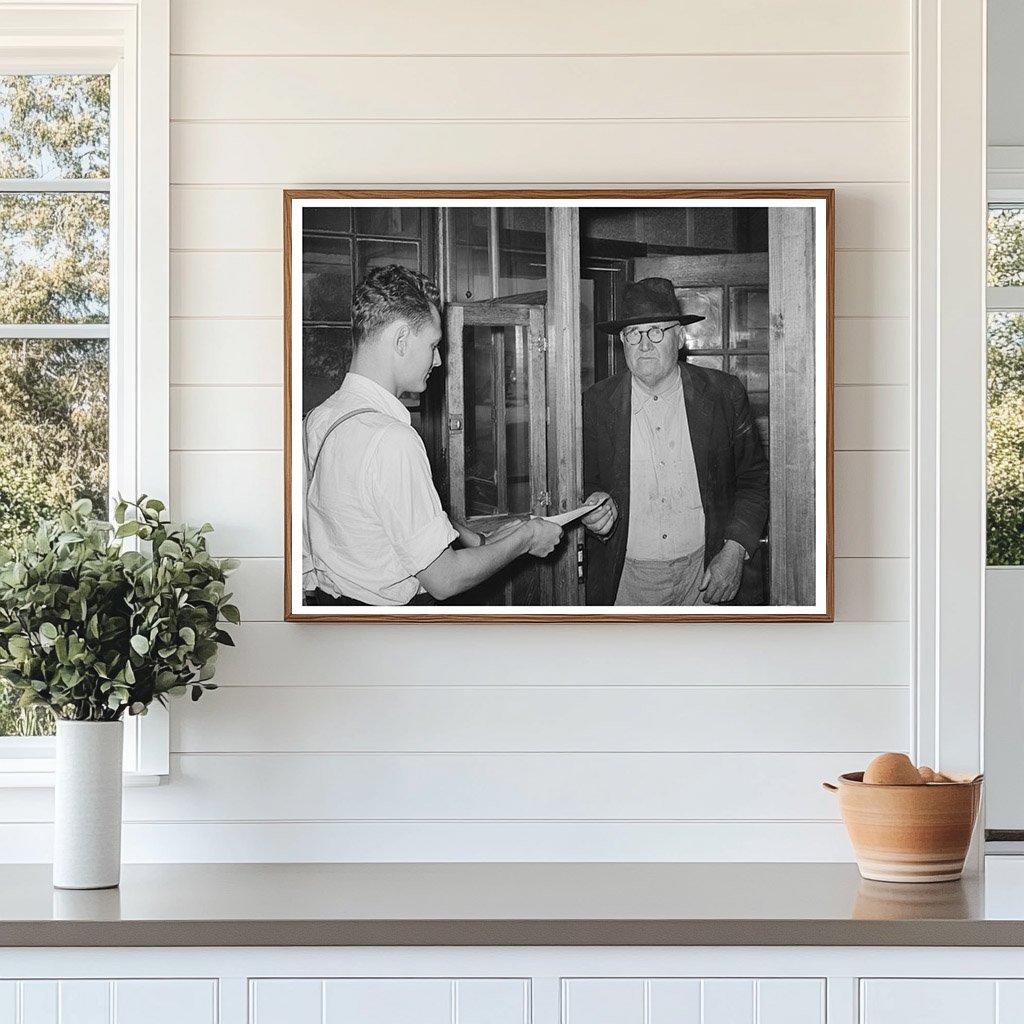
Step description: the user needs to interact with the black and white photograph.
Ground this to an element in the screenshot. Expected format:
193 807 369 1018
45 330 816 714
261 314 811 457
285 191 833 621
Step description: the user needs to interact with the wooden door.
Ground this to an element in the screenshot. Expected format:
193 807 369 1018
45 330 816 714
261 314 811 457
444 300 552 605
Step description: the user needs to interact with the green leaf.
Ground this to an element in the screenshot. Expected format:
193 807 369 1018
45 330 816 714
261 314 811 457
39 622 58 641
178 626 196 646
117 520 140 537
145 498 166 513
158 539 183 559
220 558 241 572
220 604 241 625
130 634 150 656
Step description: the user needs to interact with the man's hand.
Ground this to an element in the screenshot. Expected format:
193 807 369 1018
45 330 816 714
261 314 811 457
581 491 617 537
526 519 563 557
480 515 530 545
699 539 746 604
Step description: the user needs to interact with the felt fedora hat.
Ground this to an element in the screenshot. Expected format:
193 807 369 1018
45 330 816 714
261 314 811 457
595 277 705 334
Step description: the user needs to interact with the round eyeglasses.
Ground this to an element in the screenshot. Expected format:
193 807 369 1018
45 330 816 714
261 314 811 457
621 323 680 346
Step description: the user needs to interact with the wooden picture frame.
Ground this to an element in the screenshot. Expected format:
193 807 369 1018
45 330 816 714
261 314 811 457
284 189 834 622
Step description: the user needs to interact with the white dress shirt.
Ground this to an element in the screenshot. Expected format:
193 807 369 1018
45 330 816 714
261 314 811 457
624 368 706 560
303 373 458 605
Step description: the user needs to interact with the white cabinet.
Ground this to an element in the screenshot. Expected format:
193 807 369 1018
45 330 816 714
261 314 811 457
0 980 216 1024
562 978 825 1024
250 978 529 1024
860 980 1024 1024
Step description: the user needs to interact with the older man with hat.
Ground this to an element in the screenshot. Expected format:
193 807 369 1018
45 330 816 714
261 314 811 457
580 277 769 607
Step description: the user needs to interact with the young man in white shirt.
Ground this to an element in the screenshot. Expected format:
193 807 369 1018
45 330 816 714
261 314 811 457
303 265 562 607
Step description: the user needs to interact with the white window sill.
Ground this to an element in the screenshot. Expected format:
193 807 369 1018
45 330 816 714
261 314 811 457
0 769 164 788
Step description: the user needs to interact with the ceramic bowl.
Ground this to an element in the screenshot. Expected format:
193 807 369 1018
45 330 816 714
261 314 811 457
823 771 983 883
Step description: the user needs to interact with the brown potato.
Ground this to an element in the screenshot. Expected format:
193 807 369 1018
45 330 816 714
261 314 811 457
863 752 925 785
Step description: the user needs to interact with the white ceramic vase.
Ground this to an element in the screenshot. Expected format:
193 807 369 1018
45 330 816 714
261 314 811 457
53 719 124 889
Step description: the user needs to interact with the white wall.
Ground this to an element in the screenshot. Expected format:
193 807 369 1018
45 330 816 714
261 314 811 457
7 0 915 862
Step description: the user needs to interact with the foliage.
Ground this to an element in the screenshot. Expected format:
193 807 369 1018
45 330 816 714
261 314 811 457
987 209 1024 565
0 76 112 731
0 339 108 539
0 497 240 723
989 208 1024 288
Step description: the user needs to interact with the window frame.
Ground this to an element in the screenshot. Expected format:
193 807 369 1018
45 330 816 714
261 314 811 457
0 0 169 784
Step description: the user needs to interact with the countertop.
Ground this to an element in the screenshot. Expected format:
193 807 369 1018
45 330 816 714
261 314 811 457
7 861 1024 947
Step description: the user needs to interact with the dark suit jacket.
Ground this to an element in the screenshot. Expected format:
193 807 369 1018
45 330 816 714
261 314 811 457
583 363 770 606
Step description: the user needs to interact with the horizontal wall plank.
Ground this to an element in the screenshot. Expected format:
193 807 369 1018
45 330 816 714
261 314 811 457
211 621 910 687
170 0 910 56
171 451 283 557
171 55 909 122
835 250 909 318
118 752 883 821
834 385 910 450
834 558 909 622
171 252 281 318
171 121 909 186
171 684 909 754
834 451 910 558
0 820 856 863
225 557 283 620
834 318 909 385
171 182 908 251
171 386 282 450
173 448 902 559
171 319 283 386
227 557 909 623
171 249 906 321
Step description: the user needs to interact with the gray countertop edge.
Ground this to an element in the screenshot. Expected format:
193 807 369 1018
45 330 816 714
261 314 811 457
5 919 1024 948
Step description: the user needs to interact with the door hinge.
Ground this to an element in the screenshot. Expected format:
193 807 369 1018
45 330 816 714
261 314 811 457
530 331 547 353
536 490 551 509
448 415 464 434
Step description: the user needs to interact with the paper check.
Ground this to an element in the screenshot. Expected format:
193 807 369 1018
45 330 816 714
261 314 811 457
539 496 608 527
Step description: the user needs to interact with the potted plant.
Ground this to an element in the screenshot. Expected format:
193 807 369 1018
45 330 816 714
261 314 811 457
0 497 239 889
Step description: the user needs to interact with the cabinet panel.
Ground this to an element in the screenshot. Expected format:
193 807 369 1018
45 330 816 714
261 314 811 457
323 980 451 1024
114 981 217 1024
702 980 754 1024
648 980 701 1023
250 980 322 1024
0 983 15 1024
998 980 1024 1022
756 980 825 1024
251 979 528 1024
58 982 109 1024
564 979 825 1024
563 980 644 1023
861 980 996 1024
19 983 56 1024
455 980 529 1024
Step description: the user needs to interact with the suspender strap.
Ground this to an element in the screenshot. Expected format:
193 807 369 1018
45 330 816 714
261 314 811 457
304 406 378 483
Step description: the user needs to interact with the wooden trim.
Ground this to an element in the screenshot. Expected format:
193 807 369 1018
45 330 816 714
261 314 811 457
282 189 834 623
445 305 467 524
282 191 296 619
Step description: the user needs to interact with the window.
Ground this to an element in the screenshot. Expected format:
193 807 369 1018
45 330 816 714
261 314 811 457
0 73 111 739
0 3 169 779
986 205 1024 565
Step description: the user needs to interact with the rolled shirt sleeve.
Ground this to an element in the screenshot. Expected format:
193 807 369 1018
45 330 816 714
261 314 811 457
368 422 458 576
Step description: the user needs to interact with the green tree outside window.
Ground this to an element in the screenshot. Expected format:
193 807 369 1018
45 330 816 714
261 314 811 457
0 75 110 736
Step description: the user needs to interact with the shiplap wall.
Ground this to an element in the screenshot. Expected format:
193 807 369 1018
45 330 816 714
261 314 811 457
14 0 917 861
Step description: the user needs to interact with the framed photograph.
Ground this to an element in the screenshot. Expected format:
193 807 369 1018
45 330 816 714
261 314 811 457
284 189 834 622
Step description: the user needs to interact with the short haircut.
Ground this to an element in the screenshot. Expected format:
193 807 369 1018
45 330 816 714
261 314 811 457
351 264 441 347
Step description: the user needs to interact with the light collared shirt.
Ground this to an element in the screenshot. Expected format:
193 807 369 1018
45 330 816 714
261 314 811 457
303 372 457 606
624 367 706 560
